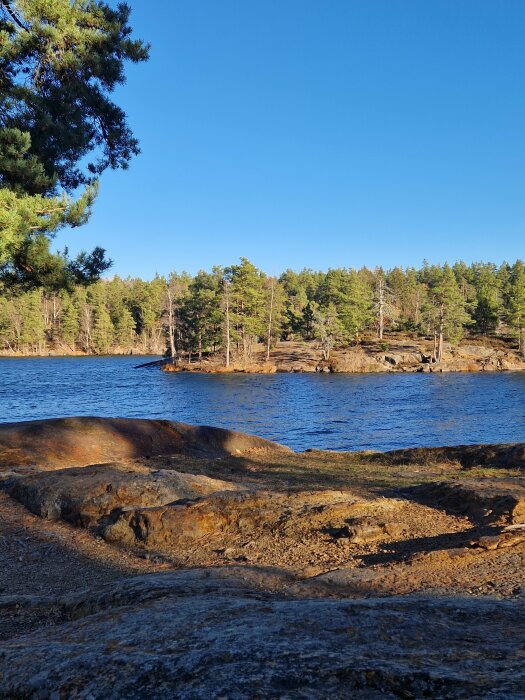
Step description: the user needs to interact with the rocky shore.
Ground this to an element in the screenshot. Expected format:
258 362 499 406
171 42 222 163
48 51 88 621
162 336 525 374
1 417 525 697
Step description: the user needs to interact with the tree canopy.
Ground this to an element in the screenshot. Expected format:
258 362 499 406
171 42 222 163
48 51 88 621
2 258 525 361
0 0 149 287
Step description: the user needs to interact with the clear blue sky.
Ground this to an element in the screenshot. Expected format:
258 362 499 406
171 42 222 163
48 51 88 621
55 0 525 279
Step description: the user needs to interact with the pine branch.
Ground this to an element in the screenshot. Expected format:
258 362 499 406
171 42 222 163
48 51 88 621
0 0 27 30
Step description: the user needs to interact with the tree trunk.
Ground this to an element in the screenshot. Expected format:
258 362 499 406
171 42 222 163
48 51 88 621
166 286 176 362
82 305 92 352
377 278 385 340
52 295 59 335
225 287 231 368
437 303 445 363
266 278 275 362
414 291 421 328
438 331 444 363
242 325 247 366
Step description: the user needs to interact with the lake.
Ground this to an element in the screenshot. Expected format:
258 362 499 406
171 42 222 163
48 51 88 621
1 355 524 452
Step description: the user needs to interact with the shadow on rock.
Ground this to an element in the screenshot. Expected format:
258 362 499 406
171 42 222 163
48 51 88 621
0 416 291 470
1 567 524 699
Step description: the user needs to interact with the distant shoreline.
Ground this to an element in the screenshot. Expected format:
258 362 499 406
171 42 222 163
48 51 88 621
3 335 525 375
161 336 525 375
0 351 162 359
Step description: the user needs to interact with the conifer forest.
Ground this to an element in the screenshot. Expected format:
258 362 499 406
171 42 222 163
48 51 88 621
2 257 525 360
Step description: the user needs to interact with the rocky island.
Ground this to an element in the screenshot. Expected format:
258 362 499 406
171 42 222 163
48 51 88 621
1 417 524 697
161 335 525 374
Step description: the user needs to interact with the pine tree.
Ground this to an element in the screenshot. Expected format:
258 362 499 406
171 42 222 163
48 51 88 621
0 296 12 349
373 268 395 339
128 277 163 352
89 284 113 354
18 289 45 352
387 267 425 331
0 0 148 286
452 261 476 305
114 307 136 348
317 268 373 342
185 270 223 360
425 264 473 362
225 258 266 365
105 276 137 349
313 303 344 361
472 263 501 335
279 270 309 339
265 277 285 361
222 277 232 368
162 273 191 361
508 261 525 357
60 292 80 348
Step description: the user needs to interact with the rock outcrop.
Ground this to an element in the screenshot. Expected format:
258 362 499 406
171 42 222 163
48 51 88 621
2 417 525 697
1 568 524 699
3 462 240 527
159 337 525 374
100 489 416 555
0 416 291 470
1 455 465 573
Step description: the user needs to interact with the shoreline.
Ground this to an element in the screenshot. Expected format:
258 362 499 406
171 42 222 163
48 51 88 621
2 335 525 375
3 352 522 373
162 362 525 374
0 351 162 359
0 416 524 696
161 336 525 374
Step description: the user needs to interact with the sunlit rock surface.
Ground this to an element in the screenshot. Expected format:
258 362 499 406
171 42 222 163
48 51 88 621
0 416 291 470
1 417 525 697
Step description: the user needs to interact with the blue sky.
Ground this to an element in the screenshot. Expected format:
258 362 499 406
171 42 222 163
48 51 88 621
56 0 525 278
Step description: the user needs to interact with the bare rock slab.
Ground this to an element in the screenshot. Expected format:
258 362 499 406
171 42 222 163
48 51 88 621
100 489 362 548
2 462 241 527
0 416 291 471
1 568 524 699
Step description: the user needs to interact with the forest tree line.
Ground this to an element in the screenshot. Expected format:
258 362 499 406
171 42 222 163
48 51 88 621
1 258 525 362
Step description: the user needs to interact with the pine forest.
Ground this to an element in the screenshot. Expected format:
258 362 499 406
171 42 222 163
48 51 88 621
2 258 525 361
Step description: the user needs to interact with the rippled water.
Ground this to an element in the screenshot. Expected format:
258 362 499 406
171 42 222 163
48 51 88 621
1 355 525 451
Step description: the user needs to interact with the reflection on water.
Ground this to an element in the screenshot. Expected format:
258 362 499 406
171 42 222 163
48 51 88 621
1 355 524 451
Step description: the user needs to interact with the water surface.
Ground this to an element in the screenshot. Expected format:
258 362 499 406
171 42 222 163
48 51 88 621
1 355 524 451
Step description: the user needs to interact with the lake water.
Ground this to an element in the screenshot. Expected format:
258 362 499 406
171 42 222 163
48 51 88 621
1 355 524 452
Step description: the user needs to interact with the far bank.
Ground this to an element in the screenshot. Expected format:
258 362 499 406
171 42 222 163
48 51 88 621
162 335 525 374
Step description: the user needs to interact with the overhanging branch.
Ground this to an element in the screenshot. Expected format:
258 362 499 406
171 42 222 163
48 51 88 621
0 0 27 30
